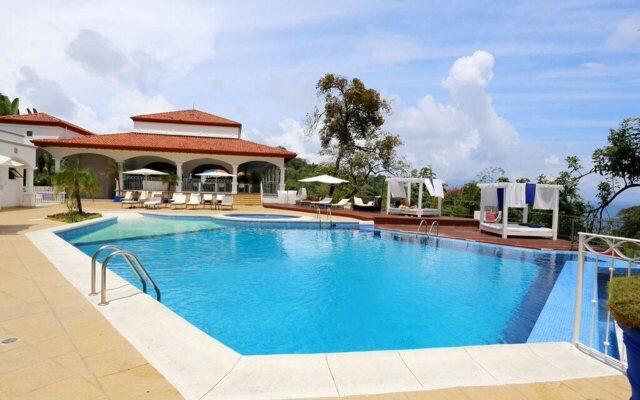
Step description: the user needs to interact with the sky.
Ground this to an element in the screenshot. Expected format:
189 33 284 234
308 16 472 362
2 0 639 206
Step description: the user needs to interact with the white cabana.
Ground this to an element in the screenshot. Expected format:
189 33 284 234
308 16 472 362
385 177 445 217
299 174 348 184
477 182 562 240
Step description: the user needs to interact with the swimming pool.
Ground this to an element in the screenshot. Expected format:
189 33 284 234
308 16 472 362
61 214 573 355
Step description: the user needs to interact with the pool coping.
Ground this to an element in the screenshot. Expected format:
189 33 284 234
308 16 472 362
26 213 623 400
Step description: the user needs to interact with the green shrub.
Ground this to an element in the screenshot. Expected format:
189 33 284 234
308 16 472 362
608 276 640 329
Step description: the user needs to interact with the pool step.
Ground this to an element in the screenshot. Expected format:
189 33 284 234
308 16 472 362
234 193 262 206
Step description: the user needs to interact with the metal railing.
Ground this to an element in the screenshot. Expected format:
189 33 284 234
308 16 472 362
181 178 232 193
572 232 640 372
415 220 439 238
90 245 160 306
32 186 65 204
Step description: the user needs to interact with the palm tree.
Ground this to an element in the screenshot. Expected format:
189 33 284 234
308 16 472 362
106 162 122 195
52 163 99 215
0 93 20 116
161 170 178 192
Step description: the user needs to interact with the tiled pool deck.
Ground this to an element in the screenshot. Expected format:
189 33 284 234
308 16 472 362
0 202 631 399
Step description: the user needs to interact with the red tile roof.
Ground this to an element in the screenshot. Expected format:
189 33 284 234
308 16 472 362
32 132 297 160
131 109 242 129
0 113 94 136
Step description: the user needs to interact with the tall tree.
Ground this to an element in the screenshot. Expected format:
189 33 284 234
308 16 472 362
589 118 640 219
52 163 99 215
306 73 407 195
0 93 20 116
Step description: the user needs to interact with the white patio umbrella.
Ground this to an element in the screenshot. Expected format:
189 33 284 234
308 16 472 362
122 168 168 176
0 155 24 167
299 174 348 184
195 171 234 178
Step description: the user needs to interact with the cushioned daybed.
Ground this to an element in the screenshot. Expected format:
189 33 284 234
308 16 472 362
387 207 440 217
480 222 554 238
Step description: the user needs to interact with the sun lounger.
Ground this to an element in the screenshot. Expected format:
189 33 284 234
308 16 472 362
329 198 351 208
219 195 233 210
387 207 440 217
171 193 187 209
203 194 214 209
136 191 149 206
310 197 332 207
187 193 201 209
352 196 382 212
144 192 163 208
120 191 137 208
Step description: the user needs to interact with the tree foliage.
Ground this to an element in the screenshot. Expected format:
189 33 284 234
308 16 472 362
0 93 20 116
588 118 640 218
52 163 99 215
616 206 640 240
306 73 408 195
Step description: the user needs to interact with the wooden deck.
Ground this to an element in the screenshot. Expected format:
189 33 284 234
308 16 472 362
264 203 576 251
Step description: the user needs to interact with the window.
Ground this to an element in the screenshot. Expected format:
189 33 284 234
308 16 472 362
26 130 33 137
8 168 22 180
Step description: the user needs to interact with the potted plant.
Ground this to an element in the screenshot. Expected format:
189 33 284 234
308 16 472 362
608 275 640 399
160 171 178 203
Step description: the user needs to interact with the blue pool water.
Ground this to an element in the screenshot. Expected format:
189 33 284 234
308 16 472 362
62 214 572 355
223 213 301 219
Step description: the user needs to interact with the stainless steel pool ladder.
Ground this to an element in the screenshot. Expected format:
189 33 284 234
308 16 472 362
416 220 439 238
316 206 333 229
90 245 161 306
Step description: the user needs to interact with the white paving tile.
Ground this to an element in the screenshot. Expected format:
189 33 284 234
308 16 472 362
327 351 422 396
400 346 497 389
464 343 570 384
527 342 621 378
204 354 337 400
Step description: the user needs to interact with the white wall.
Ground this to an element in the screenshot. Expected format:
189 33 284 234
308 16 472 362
133 121 240 138
0 123 85 140
0 130 36 209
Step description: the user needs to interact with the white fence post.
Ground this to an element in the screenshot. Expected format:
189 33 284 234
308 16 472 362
572 232 585 345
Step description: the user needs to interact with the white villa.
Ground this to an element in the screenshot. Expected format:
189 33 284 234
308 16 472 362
0 110 297 208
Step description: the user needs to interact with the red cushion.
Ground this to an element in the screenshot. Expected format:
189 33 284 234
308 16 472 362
486 212 497 222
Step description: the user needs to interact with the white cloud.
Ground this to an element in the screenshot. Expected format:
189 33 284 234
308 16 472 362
356 32 426 65
607 14 640 50
544 154 561 166
0 0 217 132
247 118 321 162
581 62 605 71
389 50 539 181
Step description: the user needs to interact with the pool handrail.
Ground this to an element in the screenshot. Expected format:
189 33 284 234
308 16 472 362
99 249 161 306
90 245 146 296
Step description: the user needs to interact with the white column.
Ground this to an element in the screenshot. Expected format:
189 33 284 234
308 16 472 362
479 188 485 232
417 182 423 218
552 188 560 240
437 196 442 217
116 161 124 195
279 166 286 191
386 181 391 215
502 186 509 239
231 165 238 194
23 168 35 207
175 162 183 193
407 182 412 206
54 158 61 172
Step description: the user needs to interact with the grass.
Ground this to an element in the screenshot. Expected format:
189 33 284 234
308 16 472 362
608 276 640 329
47 211 102 223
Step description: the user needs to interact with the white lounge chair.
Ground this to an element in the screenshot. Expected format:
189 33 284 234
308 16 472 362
219 195 233 210
203 194 214 209
171 193 187 209
120 191 137 208
136 191 149 207
144 192 163 208
329 198 351 209
310 197 332 207
187 193 201 209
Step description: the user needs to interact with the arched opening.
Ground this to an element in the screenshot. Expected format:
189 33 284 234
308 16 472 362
122 156 177 192
182 158 234 193
238 161 281 194
62 153 117 198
